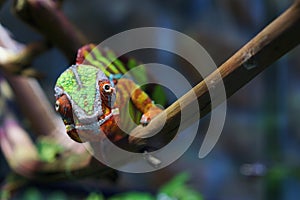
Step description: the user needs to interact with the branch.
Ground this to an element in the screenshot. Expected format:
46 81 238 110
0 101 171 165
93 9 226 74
13 0 89 61
129 0 300 145
0 24 57 137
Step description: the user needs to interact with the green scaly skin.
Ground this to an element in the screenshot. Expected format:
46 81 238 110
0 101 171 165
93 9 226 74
56 65 99 116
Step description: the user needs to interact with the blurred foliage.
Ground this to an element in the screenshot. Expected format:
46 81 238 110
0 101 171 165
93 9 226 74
158 172 203 200
22 188 43 200
18 187 68 200
0 190 9 200
36 138 64 162
85 172 203 200
86 192 105 200
107 192 154 200
0 172 202 200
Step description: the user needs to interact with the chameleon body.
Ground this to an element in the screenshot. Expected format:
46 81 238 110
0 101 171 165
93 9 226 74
54 44 162 143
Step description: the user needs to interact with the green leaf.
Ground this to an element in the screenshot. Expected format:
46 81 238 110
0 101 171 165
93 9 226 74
0 190 10 200
159 173 203 200
36 138 64 162
23 187 43 200
108 192 155 200
86 192 104 200
151 85 167 107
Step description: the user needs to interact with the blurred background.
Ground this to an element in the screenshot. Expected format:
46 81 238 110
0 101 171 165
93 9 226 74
1 0 300 199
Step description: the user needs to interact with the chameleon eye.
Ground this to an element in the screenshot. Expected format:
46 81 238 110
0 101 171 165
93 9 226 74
55 100 60 111
103 84 112 93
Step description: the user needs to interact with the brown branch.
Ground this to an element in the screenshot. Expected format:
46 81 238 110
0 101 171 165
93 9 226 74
0 41 49 77
13 0 89 61
1 41 49 66
129 0 300 145
0 24 57 137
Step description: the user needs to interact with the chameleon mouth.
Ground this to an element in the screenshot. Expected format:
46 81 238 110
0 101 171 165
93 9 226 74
66 108 119 134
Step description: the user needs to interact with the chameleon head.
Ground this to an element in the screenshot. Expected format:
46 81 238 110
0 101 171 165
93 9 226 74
54 64 116 143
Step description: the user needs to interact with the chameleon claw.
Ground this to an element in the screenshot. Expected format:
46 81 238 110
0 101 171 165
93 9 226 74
140 106 163 126
140 114 151 126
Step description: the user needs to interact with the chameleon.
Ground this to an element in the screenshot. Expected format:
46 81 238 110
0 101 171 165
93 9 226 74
54 44 163 144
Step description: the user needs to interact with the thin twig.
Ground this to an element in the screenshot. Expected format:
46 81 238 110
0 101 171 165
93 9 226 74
13 0 89 61
128 0 300 146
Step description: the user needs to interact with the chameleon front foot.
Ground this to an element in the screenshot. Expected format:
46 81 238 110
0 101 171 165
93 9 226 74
140 106 163 126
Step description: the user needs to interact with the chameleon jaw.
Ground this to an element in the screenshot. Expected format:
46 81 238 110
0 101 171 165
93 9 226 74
65 108 119 135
